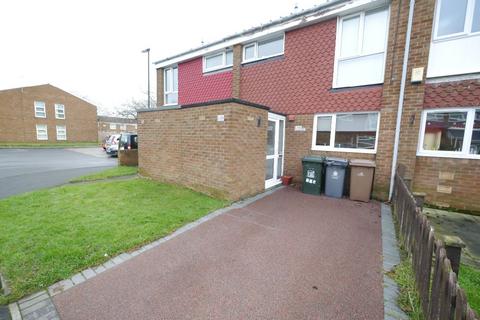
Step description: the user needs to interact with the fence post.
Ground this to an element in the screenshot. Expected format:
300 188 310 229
413 191 426 209
441 235 466 277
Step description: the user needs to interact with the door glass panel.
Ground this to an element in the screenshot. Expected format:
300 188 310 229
278 120 284 154
265 158 274 180
470 110 480 154
266 120 276 155
276 156 283 179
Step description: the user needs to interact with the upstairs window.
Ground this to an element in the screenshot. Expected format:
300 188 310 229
242 35 284 63
334 7 389 88
434 0 480 39
55 104 65 119
34 101 46 118
164 66 178 105
418 108 480 158
312 112 379 153
109 123 117 130
203 49 233 73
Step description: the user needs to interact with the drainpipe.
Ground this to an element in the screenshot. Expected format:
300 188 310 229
388 0 415 201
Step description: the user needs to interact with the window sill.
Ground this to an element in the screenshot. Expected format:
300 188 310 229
311 146 376 154
331 82 383 91
202 66 232 75
417 152 480 160
241 53 284 65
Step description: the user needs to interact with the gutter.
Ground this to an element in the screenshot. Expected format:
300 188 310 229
388 0 415 200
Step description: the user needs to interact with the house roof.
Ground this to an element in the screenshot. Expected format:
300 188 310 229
154 0 388 68
97 116 137 123
137 98 286 116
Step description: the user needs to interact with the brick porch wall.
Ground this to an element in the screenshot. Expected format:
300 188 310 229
138 102 267 200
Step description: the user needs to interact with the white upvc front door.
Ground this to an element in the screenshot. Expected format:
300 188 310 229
265 113 285 189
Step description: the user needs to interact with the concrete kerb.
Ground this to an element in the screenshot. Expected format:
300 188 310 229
8 185 284 320
381 203 408 320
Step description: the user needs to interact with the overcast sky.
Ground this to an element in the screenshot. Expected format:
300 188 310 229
1 0 323 115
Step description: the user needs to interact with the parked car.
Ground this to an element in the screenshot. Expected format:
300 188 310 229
105 134 120 157
119 133 138 151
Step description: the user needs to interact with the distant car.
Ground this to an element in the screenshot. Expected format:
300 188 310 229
101 135 111 150
105 134 121 157
119 133 138 151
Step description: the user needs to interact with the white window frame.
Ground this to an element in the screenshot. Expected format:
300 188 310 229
55 104 65 119
56 125 67 141
433 0 480 41
163 66 178 106
203 49 233 73
120 124 126 130
36 124 48 140
332 6 390 88
109 123 117 130
311 111 380 154
34 101 46 118
242 34 285 63
417 107 480 159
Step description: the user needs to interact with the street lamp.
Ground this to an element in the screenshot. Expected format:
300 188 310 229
141 48 151 109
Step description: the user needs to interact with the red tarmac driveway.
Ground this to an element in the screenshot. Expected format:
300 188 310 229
53 187 384 320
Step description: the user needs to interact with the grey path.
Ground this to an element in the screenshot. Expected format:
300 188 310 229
0 148 116 199
381 204 408 320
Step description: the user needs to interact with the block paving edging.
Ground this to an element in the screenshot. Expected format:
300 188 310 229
7 186 283 320
381 203 408 320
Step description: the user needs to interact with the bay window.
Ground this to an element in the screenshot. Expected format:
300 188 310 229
312 112 379 153
418 108 480 158
334 7 389 88
164 66 178 105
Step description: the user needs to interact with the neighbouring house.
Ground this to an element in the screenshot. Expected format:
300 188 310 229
0 84 98 143
97 116 137 142
138 0 480 212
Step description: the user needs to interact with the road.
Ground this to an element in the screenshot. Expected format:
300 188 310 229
0 148 116 199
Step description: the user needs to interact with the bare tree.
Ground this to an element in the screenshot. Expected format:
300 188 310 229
116 96 156 119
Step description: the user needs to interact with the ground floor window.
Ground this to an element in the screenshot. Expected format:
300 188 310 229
36 124 48 140
56 125 67 140
418 108 480 158
311 112 379 153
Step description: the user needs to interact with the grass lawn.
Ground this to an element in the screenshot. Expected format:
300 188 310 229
70 166 138 182
0 142 98 148
0 178 227 304
389 253 424 320
459 264 480 315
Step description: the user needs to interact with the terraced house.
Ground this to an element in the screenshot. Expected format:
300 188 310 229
138 0 480 212
0 84 98 143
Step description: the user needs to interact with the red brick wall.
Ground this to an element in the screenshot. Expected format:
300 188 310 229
424 80 480 108
138 102 267 201
240 19 383 115
413 157 480 212
178 57 233 105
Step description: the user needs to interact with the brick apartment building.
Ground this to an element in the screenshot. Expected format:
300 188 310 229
97 116 137 142
138 0 480 212
0 84 98 143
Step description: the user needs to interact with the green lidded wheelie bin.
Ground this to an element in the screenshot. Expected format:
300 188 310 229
302 156 325 195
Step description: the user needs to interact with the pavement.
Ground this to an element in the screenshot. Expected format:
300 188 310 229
52 187 384 320
0 148 116 199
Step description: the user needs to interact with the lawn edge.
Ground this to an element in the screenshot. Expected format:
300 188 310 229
6 186 283 319
69 174 138 184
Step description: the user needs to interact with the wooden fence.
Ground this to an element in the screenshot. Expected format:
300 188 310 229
392 171 478 320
